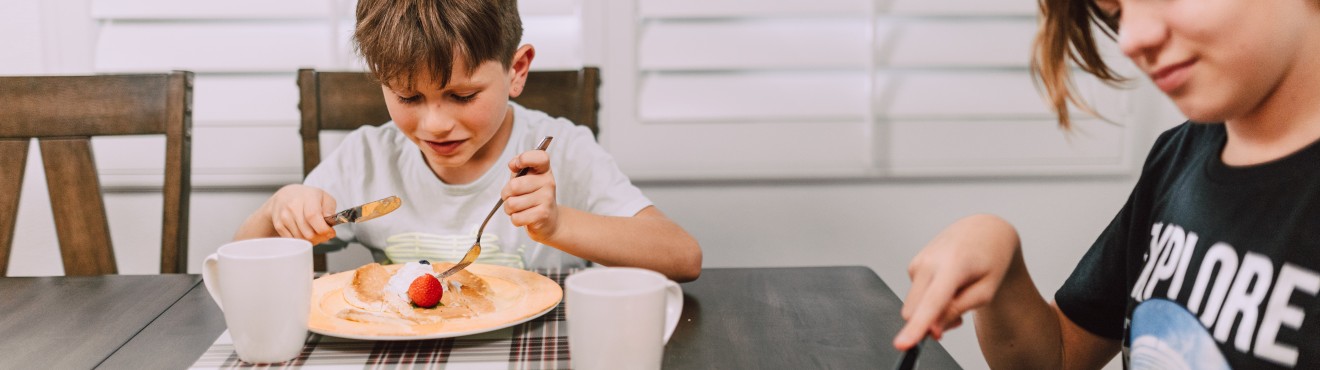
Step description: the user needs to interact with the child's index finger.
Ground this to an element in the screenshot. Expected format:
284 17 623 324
509 136 554 175
509 149 552 173
893 272 958 350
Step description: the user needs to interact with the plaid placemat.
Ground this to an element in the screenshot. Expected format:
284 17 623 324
191 269 574 369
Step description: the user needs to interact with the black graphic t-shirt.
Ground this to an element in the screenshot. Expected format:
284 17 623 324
1056 122 1320 369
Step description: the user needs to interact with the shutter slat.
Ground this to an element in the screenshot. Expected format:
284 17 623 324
613 121 874 175
95 22 333 73
641 0 868 18
95 126 301 188
883 20 1035 67
641 19 868 70
639 72 868 122
888 119 1126 175
881 73 1125 119
193 75 299 123
92 0 330 19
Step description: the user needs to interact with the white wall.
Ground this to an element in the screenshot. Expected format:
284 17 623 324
1 0 1186 369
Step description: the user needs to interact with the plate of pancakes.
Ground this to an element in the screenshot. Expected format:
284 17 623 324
307 262 563 340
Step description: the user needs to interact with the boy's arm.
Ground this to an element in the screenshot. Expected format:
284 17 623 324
540 205 702 282
503 148 702 282
234 207 279 240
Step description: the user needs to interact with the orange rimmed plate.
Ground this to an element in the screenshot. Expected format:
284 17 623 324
308 263 562 340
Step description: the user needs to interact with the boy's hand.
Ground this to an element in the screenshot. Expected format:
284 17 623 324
265 184 338 245
502 149 559 242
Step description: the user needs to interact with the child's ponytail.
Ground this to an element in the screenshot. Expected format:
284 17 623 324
1030 0 1127 129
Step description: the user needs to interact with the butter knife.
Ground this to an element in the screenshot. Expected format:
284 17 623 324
324 195 402 226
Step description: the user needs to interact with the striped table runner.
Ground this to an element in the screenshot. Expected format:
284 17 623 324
191 270 572 369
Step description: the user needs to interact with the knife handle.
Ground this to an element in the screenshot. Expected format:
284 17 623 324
324 207 357 226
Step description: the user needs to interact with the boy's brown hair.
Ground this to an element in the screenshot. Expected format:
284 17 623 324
1032 0 1125 129
354 0 523 91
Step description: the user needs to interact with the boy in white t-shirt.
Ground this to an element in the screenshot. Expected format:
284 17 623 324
234 0 701 281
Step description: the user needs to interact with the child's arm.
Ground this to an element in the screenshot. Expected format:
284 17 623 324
542 206 701 281
501 150 702 282
234 184 339 245
894 214 1120 369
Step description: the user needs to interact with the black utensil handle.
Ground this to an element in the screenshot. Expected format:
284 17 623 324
893 338 923 370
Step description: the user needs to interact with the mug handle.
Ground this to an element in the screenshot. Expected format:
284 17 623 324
662 280 683 344
201 253 224 311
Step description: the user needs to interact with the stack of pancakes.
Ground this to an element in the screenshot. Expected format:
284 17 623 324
337 262 496 325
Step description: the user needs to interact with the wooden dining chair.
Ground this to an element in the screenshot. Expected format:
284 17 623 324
0 71 193 276
296 67 600 270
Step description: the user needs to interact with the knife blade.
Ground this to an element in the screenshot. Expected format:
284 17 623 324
324 195 402 226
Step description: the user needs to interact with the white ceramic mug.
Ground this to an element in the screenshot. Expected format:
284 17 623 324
565 267 683 370
202 238 312 364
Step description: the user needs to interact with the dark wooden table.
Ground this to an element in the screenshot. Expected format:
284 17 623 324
665 267 960 369
0 274 201 369
4 267 961 369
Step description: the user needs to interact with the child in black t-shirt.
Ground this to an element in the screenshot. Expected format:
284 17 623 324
894 0 1320 368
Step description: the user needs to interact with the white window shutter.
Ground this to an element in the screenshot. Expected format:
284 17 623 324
84 0 1135 187
601 0 1135 180
89 0 587 189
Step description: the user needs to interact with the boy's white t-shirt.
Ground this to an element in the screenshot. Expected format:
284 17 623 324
304 102 652 270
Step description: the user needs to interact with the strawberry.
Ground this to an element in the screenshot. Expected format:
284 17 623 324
407 274 443 308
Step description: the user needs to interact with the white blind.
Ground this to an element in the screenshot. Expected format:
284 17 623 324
600 0 1134 180
84 0 1136 187
89 0 586 189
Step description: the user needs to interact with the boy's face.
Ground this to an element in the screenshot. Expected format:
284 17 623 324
382 46 533 181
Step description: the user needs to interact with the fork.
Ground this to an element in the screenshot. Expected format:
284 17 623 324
437 136 553 279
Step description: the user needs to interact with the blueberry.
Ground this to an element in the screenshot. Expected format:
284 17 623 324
419 260 430 265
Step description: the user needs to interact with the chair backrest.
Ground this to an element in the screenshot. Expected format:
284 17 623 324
296 68 600 270
0 71 193 276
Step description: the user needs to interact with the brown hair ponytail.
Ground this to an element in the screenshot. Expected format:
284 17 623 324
1031 0 1126 129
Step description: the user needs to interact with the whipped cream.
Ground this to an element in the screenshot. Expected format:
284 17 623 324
384 262 435 306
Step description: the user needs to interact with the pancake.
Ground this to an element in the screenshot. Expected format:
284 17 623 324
343 262 391 311
337 262 497 325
